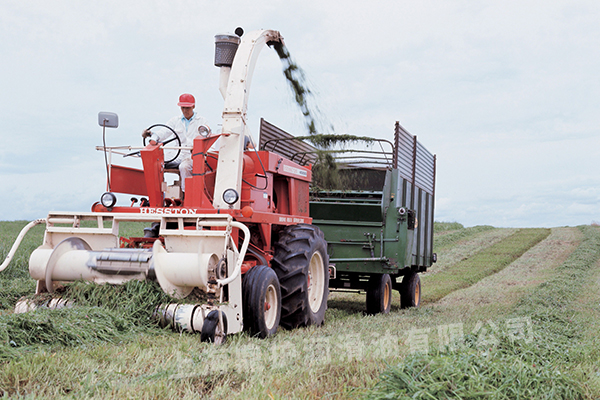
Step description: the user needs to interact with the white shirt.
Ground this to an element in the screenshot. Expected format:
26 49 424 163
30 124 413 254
150 112 209 161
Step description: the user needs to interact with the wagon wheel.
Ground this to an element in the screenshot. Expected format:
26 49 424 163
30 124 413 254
366 273 393 314
400 271 421 308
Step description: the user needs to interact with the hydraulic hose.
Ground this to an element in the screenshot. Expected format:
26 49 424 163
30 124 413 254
0 218 46 272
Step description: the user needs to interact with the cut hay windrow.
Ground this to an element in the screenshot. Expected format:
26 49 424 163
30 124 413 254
0 280 174 360
423 228 551 304
370 333 586 400
433 225 496 250
433 221 465 232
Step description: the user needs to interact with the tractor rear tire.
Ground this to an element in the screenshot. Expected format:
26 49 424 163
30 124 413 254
400 271 421 309
366 274 393 315
272 224 329 329
242 265 281 338
201 310 228 344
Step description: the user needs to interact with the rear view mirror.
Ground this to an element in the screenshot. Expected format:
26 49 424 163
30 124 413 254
98 112 119 128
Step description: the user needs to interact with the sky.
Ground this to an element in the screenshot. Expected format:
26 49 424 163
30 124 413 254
1 0 599 228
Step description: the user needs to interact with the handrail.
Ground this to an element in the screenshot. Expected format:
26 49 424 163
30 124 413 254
95 145 194 158
262 137 394 152
261 136 395 167
291 150 394 168
95 146 194 150
217 220 250 287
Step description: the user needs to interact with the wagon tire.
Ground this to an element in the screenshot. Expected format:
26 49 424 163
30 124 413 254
272 224 329 329
242 265 281 338
366 273 393 314
400 271 421 309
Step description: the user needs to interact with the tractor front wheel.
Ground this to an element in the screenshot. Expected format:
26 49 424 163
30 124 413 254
272 224 329 329
242 264 281 338
366 273 393 314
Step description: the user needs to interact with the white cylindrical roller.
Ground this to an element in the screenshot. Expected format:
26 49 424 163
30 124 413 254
153 303 206 333
152 241 219 299
47 297 74 310
14 296 74 314
29 248 53 280
173 304 203 333
29 240 148 289
29 248 95 282
14 298 37 314
153 303 180 329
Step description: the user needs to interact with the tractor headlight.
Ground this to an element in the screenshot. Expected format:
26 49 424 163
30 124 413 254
198 125 211 137
222 188 239 205
101 192 117 208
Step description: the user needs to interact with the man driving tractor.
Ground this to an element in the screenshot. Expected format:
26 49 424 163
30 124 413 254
141 93 210 193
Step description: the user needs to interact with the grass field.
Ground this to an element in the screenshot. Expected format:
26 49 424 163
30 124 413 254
1 221 600 399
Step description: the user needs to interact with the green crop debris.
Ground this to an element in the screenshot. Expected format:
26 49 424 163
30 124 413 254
272 42 376 151
293 134 375 150
311 152 342 190
369 333 586 399
272 42 322 137
273 42 379 190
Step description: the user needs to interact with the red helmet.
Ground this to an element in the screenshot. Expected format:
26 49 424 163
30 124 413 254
177 93 195 107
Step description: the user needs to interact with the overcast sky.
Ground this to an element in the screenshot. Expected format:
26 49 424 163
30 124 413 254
1 0 599 227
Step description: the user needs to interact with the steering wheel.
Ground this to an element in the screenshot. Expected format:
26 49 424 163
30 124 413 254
143 124 182 164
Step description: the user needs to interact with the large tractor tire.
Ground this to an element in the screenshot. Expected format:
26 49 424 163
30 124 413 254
366 273 393 315
400 271 421 309
242 264 281 338
272 224 329 329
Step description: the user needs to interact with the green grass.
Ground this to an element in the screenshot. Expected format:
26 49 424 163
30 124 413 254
0 222 45 310
1 221 600 398
434 221 465 232
367 226 600 399
433 225 496 250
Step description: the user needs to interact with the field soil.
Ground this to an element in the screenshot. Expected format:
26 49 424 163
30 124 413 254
1 222 599 399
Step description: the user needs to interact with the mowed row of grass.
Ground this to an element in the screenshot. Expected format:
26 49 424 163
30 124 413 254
368 225 600 399
0 221 590 398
